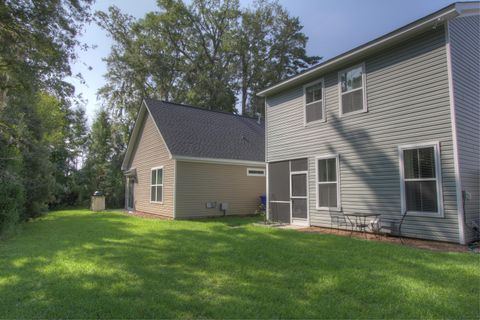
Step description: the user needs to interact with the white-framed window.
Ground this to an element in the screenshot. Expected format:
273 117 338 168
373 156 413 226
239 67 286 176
150 166 164 203
315 154 341 210
303 79 325 124
398 142 443 217
247 168 265 177
338 63 367 116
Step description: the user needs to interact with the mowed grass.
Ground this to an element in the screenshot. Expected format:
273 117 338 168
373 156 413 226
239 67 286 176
0 210 478 319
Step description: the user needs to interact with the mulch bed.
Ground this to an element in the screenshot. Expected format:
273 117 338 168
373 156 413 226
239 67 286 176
299 226 477 253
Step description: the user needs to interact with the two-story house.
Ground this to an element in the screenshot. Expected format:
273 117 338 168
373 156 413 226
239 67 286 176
259 2 479 244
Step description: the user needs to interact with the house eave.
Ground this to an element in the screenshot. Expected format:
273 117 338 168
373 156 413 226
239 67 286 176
257 3 468 98
121 99 175 171
174 155 266 167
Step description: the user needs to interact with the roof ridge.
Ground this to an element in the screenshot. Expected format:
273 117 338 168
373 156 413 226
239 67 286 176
145 98 261 121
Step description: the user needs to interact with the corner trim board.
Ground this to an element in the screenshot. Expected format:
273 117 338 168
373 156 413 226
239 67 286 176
445 20 466 244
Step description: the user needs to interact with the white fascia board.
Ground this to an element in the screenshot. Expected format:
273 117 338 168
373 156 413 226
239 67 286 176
174 155 266 167
121 103 147 171
122 99 175 170
142 100 174 160
257 7 459 97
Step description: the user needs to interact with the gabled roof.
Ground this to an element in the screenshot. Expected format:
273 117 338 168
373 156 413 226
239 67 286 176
122 99 265 170
258 1 480 97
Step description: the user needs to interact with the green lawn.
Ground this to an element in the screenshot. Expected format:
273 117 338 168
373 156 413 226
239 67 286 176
0 210 478 319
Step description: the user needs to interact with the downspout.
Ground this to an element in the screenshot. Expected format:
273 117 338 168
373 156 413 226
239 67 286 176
265 97 270 222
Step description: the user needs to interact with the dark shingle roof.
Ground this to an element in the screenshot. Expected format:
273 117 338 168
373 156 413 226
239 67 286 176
144 99 265 162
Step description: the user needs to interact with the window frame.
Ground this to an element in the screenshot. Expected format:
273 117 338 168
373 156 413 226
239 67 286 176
303 78 326 126
247 168 266 177
398 142 443 217
150 166 164 204
337 63 368 117
315 154 341 211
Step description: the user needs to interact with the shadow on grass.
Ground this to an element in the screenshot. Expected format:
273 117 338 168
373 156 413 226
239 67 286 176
0 210 478 318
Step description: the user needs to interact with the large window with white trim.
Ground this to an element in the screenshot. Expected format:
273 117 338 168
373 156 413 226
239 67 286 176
339 64 367 115
150 167 164 203
316 155 340 210
304 80 325 124
399 143 443 215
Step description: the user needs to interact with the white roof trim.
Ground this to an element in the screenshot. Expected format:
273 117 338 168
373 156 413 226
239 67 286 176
174 155 266 167
257 3 476 97
121 102 146 171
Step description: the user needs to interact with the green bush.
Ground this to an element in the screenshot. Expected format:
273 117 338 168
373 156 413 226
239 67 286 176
0 170 25 236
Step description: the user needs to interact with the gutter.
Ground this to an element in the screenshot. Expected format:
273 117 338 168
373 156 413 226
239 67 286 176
174 155 266 167
257 5 460 97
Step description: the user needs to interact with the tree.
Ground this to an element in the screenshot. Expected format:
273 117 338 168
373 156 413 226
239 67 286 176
35 93 89 208
97 0 319 118
83 109 125 208
0 0 93 234
236 1 320 115
92 0 320 212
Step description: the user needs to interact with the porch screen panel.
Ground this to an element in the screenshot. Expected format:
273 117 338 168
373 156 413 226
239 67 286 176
292 199 307 219
270 202 291 223
268 161 290 201
290 158 308 172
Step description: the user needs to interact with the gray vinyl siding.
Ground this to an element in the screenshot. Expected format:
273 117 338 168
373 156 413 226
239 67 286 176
266 26 461 242
449 15 480 243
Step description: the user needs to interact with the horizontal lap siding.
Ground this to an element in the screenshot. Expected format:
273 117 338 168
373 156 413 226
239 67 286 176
129 114 174 217
267 27 460 242
175 161 265 218
449 15 480 243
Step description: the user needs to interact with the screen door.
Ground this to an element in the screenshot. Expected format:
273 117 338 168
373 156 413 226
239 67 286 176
291 172 308 221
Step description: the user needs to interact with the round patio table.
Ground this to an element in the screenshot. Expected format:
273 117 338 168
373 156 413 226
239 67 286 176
344 212 381 237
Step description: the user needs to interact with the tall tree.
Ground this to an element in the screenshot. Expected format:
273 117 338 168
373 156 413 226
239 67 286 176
0 0 93 233
83 109 125 208
93 0 320 213
97 0 319 118
236 1 320 115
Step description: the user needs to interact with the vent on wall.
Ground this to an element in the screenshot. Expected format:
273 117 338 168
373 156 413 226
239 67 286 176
247 168 266 177
205 202 216 209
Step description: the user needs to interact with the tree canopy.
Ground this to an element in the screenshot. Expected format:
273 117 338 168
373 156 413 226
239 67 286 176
0 0 92 234
0 0 320 235
96 0 320 121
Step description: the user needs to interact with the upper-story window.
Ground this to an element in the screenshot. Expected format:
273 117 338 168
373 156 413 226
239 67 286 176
338 63 367 116
304 79 325 124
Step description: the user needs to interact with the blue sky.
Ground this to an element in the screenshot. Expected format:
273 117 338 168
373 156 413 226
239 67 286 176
71 0 454 122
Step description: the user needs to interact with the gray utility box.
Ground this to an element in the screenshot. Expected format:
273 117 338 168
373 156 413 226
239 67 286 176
91 191 105 211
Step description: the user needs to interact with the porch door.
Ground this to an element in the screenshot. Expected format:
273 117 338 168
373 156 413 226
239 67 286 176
126 178 134 210
290 171 308 225
268 161 291 223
